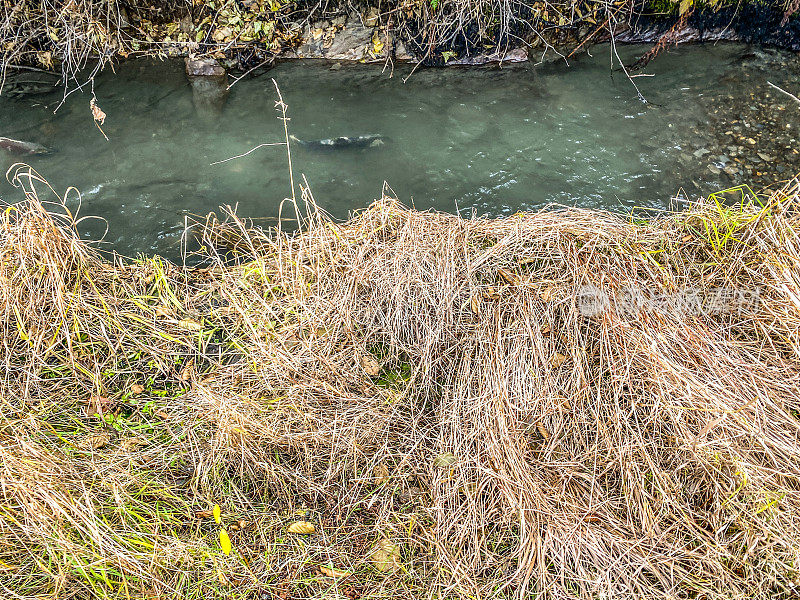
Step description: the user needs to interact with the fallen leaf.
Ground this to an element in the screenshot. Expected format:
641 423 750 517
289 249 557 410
482 286 500 300
90 98 106 124
130 383 145 395
195 509 213 519
539 286 554 302
498 267 520 286
229 519 248 531
219 528 232 555
433 452 457 467
371 30 384 54
374 462 390 484
470 294 479 315
319 565 350 579
77 431 110 450
540 322 551 335
583 513 601 523
179 359 194 382
551 352 567 368
37 51 53 69
119 436 146 450
178 318 204 331
369 539 401 573
360 354 382 377
85 395 116 418
536 422 550 440
287 521 315 534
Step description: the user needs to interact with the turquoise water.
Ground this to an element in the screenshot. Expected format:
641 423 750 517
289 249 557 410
0 44 790 257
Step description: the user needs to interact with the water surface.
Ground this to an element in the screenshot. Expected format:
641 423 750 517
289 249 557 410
0 43 793 257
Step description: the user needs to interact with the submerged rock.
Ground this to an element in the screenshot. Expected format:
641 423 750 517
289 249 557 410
185 56 229 121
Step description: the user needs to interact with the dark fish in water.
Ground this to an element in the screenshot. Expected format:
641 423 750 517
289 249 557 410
289 134 386 150
0 137 53 155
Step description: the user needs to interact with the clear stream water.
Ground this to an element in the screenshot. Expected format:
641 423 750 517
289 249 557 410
0 43 795 258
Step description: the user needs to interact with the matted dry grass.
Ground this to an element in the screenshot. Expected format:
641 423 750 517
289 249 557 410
1 164 800 599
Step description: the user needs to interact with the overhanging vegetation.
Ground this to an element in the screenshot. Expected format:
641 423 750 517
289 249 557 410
1 0 799 82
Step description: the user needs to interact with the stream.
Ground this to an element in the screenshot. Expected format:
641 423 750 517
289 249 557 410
1 43 798 258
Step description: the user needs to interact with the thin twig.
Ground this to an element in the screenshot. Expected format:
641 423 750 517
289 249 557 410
209 143 285 165
768 81 800 106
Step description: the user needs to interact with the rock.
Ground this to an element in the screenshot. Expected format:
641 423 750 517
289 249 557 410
707 164 721 175
297 25 325 58
448 46 528 65
185 57 228 121
363 6 380 27
693 148 710 158
185 56 225 77
179 14 193 34
392 35 414 61
325 22 377 60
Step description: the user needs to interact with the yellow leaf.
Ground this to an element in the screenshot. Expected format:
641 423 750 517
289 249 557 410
213 504 222 524
219 528 232 555
372 31 384 54
287 521 315 534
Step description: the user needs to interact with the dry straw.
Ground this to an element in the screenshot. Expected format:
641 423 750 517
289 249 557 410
1 162 800 599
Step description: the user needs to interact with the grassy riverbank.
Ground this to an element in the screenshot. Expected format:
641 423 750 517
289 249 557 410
2 0 799 77
2 164 800 598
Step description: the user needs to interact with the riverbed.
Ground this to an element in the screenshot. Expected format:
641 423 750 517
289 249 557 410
0 43 797 258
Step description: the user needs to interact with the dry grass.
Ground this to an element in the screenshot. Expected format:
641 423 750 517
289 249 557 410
2 163 800 599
